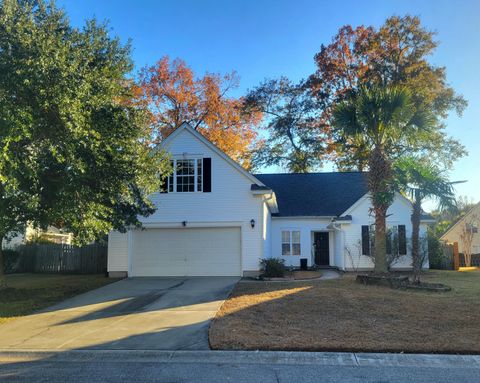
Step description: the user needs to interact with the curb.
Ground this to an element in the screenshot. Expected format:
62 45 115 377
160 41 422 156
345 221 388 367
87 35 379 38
1 349 479 369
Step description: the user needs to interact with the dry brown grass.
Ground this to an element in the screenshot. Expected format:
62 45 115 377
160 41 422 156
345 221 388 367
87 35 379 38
209 270 480 353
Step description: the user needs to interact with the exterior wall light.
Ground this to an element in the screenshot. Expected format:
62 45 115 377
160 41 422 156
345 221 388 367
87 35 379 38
250 219 255 229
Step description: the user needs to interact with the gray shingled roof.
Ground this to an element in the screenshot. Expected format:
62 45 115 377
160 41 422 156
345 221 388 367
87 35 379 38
253 172 368 217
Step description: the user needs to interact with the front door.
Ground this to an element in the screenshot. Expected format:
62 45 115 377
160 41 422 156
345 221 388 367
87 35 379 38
314 232 330 266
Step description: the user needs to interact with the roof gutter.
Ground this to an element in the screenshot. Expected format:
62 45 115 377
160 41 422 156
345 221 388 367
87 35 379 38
271 216 336 220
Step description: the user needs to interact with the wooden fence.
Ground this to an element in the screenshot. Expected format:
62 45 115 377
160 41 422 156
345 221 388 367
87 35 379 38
436 243 455 270
12 243 107 274
460 254 480 267
439 242 480 269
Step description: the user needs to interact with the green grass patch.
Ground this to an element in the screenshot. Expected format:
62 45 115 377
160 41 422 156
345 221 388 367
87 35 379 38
0 274 119 324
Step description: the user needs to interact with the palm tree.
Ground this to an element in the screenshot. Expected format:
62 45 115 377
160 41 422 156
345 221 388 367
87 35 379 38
395 157 455 282
333 86 434 273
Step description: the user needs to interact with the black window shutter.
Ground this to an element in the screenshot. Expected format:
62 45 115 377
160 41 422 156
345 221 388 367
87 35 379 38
361 225 370 255
398 225 407 255
203 158 211 192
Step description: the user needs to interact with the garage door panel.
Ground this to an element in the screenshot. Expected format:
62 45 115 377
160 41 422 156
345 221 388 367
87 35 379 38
132 230 186 276
131 227 241 276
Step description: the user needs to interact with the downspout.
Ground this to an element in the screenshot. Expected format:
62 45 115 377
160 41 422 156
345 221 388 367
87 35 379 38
262 193 275 259
328 220 343 269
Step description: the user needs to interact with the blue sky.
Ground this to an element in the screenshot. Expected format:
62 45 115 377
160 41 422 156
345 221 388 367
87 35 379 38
58 0 480 209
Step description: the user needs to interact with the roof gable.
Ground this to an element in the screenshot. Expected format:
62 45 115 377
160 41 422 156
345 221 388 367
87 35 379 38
440 202 480 239
160 123 265 186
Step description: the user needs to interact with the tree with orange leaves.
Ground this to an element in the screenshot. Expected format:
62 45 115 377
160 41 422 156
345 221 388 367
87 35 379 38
137 57 262 169
309 16 466 171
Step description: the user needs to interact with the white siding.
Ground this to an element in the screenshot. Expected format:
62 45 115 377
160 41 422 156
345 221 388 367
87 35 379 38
342 194 429 270
108 128 266 275
263 203 272 259
270 218 335 268
107 231 128 272
3 230 25 249
268 194 429 271
334 227 345 269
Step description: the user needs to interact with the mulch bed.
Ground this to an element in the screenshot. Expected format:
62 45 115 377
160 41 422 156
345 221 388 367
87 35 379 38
356 273 451 292
259 270 323 281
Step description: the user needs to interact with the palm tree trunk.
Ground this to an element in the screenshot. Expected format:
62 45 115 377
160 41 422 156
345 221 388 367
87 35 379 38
411 194 422 283
368 146 392 274
373 206 388 273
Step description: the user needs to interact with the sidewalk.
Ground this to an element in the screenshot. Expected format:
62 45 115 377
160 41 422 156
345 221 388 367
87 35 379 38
1 349 479 368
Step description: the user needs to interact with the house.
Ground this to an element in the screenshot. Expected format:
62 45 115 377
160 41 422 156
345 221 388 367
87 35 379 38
440 202 480 255
3 225 73 248
107 123 432 277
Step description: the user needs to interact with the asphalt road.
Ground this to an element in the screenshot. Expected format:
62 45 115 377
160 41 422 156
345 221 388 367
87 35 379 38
1 350 479 383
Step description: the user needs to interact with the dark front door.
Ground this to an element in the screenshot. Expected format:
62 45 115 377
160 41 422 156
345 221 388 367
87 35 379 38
314 232 330 266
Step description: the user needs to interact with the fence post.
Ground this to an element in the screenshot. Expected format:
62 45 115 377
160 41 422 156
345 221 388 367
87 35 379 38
453 242 460 271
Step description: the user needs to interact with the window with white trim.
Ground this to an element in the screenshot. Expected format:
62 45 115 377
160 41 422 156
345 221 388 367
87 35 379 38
168 159 203 192
282 230 301 256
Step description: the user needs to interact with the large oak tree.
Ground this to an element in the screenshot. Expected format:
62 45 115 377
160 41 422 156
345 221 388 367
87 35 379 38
310 15 466 170
248 16 466 173
243 78 330 172
0 0 169 284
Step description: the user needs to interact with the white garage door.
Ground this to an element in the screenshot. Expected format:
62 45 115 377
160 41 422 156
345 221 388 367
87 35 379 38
131 227 241 276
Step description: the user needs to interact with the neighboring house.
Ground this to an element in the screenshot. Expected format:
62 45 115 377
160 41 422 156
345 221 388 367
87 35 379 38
440 202 480 254
107 123 432 277
3 225 73 248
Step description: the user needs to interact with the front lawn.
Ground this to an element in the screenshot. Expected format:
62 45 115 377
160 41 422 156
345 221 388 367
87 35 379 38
0 273 119 324
209 270 480 353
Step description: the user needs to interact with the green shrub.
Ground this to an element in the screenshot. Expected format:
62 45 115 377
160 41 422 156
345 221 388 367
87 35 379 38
260 258 285 278
427 229 449 269
3 249 21 274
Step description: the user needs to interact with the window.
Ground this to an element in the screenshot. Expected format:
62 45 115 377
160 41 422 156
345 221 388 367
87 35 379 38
361 224 407 256
361 225 370 255
167 159 203 193
282 230 301 256
398 225 407 255
467 224 478 234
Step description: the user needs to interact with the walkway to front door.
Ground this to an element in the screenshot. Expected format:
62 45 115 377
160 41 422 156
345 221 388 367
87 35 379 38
313 232 329 266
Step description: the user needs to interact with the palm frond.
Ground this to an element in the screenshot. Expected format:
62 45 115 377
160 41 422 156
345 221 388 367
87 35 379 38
332 102 363 136
394 156 455 210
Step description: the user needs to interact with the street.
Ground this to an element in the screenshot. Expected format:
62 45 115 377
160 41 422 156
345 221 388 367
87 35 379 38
0 350 479 382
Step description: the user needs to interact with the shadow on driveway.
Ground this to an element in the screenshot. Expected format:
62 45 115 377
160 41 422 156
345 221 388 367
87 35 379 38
0 277 239 351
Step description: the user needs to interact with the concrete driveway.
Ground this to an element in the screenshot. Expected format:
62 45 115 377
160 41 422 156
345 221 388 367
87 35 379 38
0 277 239 351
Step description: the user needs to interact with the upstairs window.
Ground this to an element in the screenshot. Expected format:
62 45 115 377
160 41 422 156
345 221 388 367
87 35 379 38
168 158 203 192
282 230 301 256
